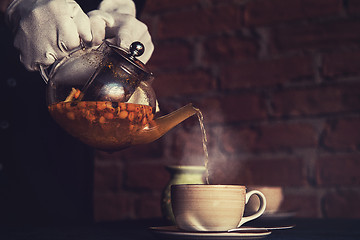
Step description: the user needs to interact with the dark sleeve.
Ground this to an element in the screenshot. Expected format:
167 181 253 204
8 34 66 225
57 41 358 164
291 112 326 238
0 11 94 225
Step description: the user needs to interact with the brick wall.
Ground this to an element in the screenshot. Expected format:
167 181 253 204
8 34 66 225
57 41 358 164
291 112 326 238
93 0 360 221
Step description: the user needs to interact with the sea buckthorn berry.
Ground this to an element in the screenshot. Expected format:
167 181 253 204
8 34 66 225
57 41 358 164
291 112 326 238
147 113 154 121
78 101 87 109
74 89 81 99
56 103 63 111
66 103 73 110
119 102 126 110
67 112 75 120
118 110 128 119
104 112 114 120
99 116 106 124
128 112 135 121
86 112 96 122
97 102 107 111
137 113 143 122
127 104 136 112
142 117 148 126
89 102 96 109
81 108 87 116
105 102 113 109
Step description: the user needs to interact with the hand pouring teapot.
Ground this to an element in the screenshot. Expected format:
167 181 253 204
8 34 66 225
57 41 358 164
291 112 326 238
42 41 198 150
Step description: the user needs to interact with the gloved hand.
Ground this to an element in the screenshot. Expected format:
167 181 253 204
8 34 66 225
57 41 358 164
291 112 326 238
6 0 92 71
88 0 154 63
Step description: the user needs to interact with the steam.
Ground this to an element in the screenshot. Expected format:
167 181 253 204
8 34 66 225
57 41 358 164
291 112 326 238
176 105 227 184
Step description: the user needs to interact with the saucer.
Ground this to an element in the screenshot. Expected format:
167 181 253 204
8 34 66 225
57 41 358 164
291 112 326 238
261 211 296 220
149 226 271 240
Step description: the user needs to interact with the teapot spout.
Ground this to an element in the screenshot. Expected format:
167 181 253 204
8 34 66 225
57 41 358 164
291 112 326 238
133 103 198 145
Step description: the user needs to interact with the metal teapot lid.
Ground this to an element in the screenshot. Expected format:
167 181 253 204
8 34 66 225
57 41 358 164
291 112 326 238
80 41 154 102
102 41 153 82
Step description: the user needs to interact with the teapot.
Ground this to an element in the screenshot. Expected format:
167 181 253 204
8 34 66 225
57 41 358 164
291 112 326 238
41 41 198 150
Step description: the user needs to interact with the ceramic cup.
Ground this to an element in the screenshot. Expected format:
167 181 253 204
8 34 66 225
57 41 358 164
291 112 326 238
171 184 266 232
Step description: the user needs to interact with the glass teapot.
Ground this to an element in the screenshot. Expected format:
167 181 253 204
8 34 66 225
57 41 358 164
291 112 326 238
41 41 198 150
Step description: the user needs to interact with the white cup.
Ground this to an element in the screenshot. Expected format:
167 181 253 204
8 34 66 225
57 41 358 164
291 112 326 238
171 184 266 232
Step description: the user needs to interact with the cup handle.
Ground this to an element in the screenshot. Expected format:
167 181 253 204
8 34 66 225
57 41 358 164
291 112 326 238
237 190 267 227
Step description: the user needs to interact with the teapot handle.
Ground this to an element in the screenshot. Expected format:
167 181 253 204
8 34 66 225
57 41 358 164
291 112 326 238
39 38 87 84
39 65 49 84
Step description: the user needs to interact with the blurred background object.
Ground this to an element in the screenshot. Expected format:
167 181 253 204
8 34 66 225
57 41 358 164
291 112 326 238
245 186 285 217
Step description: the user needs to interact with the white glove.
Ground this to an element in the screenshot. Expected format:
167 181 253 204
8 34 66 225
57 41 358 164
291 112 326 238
88 0 154 63
6 0 92 71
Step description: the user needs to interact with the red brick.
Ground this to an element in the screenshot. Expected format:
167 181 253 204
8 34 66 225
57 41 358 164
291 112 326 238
158 5 243 39
194 94 268 124
204 36 258 63
94 162 124 194
245 0 343 26
153 70 215 98
147 41 192 70
271 20 360 53
144 0 197 13
280 191 320 218
316 153 360 186
220 56 313 90
323 117 360 151
323 190 360 218
323 50 360 77
221 122 318 154
94 193 134 222
125 163 169 190
243 157 306 186
140 15 156 39
272 84 360 117
255 122 318 151
211 157 306 187
120 140 164 159
220 126 258 154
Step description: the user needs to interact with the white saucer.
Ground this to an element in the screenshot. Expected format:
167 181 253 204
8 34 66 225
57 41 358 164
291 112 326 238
149 226 271 240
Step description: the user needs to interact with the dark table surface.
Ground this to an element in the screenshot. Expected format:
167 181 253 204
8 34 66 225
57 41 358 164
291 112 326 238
1 218 360 240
